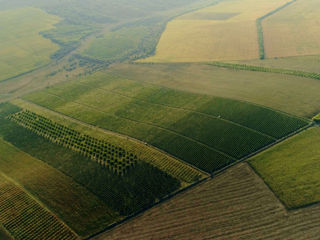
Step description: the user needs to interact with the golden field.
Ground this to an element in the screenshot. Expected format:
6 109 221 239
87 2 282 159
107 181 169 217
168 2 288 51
263 0 320 58
142 0 289 62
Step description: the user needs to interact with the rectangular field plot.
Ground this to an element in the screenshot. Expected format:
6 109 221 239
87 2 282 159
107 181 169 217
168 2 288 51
23 72 309 173
250 127 320 208
0 174 78 240
142 0 289 62
263 0 320 58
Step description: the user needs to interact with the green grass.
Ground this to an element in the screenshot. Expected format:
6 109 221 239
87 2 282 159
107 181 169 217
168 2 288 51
0 8 60 82
23 72 308 172
0 103 180 221
250 127 320 209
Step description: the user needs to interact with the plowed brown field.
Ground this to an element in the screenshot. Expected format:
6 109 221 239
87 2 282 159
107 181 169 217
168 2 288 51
95 163 320 240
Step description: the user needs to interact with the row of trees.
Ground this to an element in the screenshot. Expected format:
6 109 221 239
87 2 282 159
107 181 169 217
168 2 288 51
8 110 138 175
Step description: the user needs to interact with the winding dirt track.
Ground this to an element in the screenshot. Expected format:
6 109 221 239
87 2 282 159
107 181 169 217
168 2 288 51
95 163 320 240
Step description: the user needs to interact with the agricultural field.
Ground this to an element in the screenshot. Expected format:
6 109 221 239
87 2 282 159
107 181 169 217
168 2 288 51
0 8 60 82
142 0 290 62
0 137 119 238
23 72 308 173
108 63 320 118
250 127 320 209
0 102 202 237
262 0 320 58
0 174 78 240
95 163 320 240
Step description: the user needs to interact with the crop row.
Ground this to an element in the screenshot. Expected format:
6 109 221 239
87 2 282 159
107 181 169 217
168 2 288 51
8 110 138 176
0 176 78 240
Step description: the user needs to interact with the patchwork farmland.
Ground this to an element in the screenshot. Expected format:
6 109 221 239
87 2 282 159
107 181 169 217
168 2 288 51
142 0 290 62
23 72 308 173
0 102 203 237
250 127 320 209
94 163 320 240
1 0 320 239
108 63 320 118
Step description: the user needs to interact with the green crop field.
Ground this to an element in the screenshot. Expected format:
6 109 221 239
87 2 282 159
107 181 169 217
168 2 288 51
23 72 308 173
0 8 60 82
250 127 320 209
108 63 320 118
0 174 78 240
12 99 203 184
0 137 119 237
0 102 195 237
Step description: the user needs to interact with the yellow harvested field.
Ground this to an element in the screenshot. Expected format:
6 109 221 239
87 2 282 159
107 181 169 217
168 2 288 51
0 8 60 82
263 0 320 58
142 0 289 62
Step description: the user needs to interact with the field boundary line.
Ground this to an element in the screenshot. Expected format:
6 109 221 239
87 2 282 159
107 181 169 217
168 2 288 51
0 171 80 239
85 176 210 240
18 98 210 177
107 68 312 122
76 81 277 140
213 122 314 177
40 92 237 160
256 0 298 59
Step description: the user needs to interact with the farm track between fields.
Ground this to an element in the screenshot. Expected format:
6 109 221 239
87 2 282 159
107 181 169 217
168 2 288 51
256 0 297 59
96 163 320 240
39 92 237 161
76 82 276 140
19 98 209 177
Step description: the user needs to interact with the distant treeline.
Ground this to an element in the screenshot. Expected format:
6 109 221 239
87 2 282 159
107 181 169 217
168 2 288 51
209 62 320 81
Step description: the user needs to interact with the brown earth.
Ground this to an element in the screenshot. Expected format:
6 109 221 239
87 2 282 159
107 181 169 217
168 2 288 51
95 163 320 240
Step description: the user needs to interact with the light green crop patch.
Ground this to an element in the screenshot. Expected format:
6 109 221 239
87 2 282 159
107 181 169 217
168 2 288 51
0 7 60 82
250 127 320 209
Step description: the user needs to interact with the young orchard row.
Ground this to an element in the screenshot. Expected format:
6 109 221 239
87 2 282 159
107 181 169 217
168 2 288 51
8 110 138 175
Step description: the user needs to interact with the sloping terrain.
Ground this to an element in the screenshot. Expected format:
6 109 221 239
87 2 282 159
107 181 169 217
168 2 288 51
108 63 320 118
23 72 308 173
96 163 320 240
